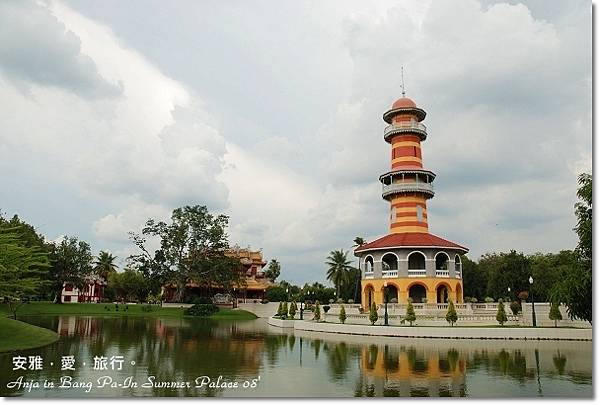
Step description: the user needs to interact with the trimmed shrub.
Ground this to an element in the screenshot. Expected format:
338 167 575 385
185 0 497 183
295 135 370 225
549 302 563 327
390 298 398 303
289 301 297 319
261 299 269 304
276 302 283 316
313 300 321 321
509 301 521 315
405 298 416 326
329 299 334 304
517 291 529 301
339 305 347 324
337 298 344 304
369 302 378 325
469 297 478 303
496 299 508 326
348 299 354 304
282 301 289 317
184 303 219 317
445 299 457 326
484 297 495 303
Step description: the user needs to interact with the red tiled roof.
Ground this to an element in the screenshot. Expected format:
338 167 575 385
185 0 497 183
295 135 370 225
355 232 468 253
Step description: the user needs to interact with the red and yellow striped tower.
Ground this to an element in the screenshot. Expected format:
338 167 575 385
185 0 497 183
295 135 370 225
354 93 468 309
381 97 435 234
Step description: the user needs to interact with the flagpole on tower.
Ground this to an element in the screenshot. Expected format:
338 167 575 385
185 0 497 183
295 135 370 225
401 66 406 97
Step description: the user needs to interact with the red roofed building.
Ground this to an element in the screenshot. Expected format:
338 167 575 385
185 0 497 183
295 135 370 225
354 93 468 308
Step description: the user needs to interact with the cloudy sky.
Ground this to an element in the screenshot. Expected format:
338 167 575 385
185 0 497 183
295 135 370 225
0 0 591 284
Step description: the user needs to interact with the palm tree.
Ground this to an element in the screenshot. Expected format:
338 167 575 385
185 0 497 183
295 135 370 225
94 251 118 279
326 250 353 297
353 237 366 247
352 237 367 302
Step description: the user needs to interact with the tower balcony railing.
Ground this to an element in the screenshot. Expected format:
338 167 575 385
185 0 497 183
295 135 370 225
364 271 374 279
408 269 427 277
435 270 450 278
384 122 427 141
382 182 434 198
382 270 398 278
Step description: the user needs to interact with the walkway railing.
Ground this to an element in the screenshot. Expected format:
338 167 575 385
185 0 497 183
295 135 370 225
384 122 427 141
382 182 434 198
408 269 426 277
435 270 450 278
382 270 398 278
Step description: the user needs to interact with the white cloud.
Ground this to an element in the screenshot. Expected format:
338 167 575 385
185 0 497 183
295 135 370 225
0 0 590 285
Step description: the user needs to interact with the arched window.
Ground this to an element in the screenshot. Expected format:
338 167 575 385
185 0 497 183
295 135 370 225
455 255 462 277
364 256 374 273
435 252 450 270
408 252 426 270
382 253 398 271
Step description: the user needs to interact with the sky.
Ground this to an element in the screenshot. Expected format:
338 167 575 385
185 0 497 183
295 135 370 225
0 0 591 285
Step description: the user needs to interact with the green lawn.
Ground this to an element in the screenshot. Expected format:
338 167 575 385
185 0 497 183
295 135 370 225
0 317 59 353
0 302 257 320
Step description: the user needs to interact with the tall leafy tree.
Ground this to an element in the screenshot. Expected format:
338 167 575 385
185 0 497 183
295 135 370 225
461 255 486 301
48 236 93 303
0 227 50 318
129 205 242 302
264 259 281 282
325 249 353 297
482 251 531 301
551 173 592 323
93 251 119 279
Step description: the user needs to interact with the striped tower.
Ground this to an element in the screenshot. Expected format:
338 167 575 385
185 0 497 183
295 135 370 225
380 97 435 234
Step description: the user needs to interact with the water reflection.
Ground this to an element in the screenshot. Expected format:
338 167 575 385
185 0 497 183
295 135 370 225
0 316 592 398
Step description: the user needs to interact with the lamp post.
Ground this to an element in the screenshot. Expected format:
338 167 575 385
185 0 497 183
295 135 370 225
529 276 537 327
299 289 304 320
383 281 389 326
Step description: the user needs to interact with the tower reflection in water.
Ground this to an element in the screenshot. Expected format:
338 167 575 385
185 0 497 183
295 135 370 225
355 344 466 397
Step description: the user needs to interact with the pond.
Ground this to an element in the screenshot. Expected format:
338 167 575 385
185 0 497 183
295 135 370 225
0 316 592 397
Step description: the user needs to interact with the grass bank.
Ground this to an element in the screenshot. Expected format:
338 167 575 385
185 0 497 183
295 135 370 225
0 317 59 353
0 302 257 321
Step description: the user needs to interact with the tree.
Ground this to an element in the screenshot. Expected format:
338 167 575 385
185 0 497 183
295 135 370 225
313 300 321 321
276 302 283 316
48 236 93 303
551 174 592 323
445 299 458 326
265 286 288 302
129 205 242 302
549 302 563 327
461 255 486 301
405 298 416 326
369 302 378 325
108 269 149 302
264 259 281 282
352 237 366 302
339 304 347 324
0 227 50 318
496 299 508 326
93 251 118 279
483 251 531 301
325 250 353 298
289 301 297 319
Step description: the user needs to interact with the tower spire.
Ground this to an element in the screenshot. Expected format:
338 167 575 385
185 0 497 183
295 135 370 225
401 66 406 97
